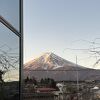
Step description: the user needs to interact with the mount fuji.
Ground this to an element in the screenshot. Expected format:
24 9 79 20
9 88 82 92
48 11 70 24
24 52 86 70
24 52 100 81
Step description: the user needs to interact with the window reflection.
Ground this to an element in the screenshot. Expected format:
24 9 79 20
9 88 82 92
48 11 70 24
0 23 19 99
0 0 20 32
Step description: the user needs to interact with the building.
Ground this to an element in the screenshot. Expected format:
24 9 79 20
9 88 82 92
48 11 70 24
23 93 58 100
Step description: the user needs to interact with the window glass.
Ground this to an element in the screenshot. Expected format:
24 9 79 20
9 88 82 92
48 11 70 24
0 23 19 100
0 0 20 32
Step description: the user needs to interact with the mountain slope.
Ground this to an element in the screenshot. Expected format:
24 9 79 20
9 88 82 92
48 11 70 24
24 52 100 81
24 52 86 70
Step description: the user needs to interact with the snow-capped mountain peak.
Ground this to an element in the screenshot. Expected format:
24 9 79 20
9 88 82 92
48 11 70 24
24 52 100 81
24 52 84 70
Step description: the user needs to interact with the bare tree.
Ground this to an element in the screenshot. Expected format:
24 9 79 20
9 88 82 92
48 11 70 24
88 38 100 67
64 38 100 68
0 49 19 71
0 44 19 100
0 44 19 80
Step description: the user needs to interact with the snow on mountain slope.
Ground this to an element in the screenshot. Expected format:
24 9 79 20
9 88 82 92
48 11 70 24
24 52 100 81
24 52 85 70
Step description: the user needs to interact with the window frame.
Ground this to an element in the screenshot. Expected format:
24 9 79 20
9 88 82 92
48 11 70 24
0 0 23 100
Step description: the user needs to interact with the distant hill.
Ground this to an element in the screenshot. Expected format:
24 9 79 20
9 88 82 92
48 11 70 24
24 52 100 81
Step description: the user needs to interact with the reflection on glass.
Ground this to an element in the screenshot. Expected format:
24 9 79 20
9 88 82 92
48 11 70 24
0 23 19 100
0 0 20 31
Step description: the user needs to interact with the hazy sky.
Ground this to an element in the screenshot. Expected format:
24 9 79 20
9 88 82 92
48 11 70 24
0 0 19 31
0 0 19 81
24 0 100 68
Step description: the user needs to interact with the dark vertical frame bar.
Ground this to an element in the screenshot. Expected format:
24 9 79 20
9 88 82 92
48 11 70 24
0 0 22 99
19 0 23 100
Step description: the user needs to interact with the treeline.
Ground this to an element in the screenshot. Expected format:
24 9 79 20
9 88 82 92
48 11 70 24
40 78 57 88
24 77 58 89
24 76 37 85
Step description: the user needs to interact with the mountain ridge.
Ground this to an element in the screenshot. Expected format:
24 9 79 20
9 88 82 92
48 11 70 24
24 52 87 70
24 52 100 81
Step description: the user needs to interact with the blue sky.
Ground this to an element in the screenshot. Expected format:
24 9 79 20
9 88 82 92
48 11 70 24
0 0 19 81
0 0 19 31
24 0 100 68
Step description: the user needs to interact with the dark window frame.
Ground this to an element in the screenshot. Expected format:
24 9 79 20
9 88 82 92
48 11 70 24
0 0 23 100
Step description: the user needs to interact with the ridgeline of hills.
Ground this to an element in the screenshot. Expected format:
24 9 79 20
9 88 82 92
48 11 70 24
24 52 100 81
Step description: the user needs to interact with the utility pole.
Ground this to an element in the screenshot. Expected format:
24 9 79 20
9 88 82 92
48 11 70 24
76 56 79 100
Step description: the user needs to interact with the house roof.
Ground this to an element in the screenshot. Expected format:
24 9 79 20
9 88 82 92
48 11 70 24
36 87 56 92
